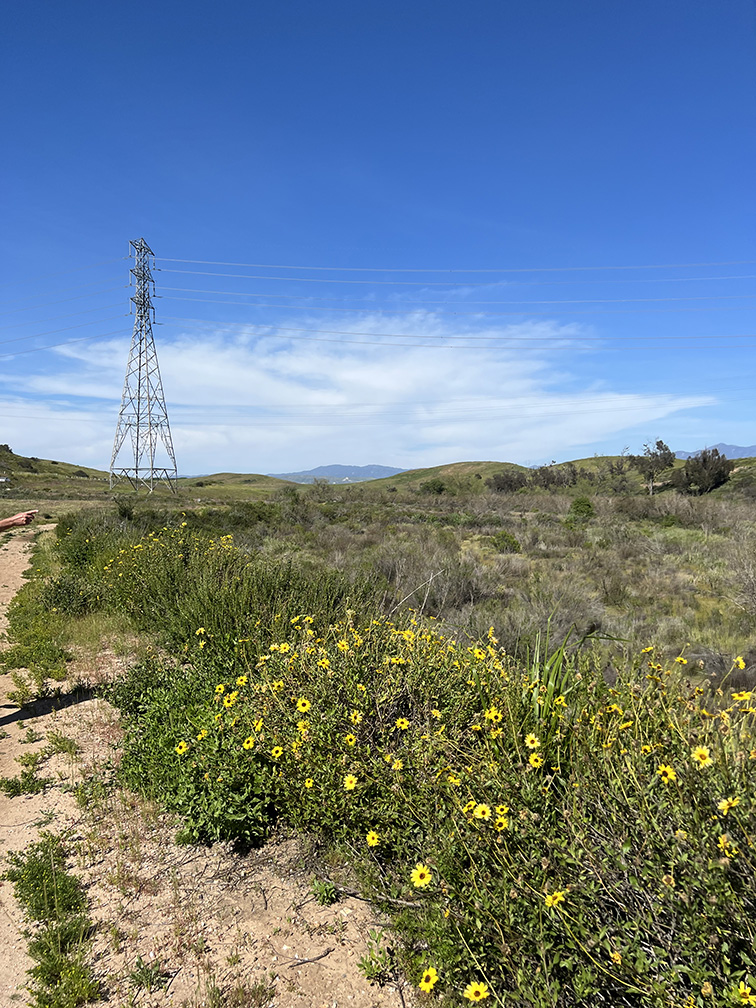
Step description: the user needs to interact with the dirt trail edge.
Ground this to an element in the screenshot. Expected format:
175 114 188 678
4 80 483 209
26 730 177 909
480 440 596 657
0 526 409 1008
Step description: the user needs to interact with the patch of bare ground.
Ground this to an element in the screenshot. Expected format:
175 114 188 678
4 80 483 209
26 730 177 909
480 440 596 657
0 528 411 1008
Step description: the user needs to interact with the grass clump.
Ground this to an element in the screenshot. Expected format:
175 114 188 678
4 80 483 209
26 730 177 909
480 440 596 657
3 834 99 1008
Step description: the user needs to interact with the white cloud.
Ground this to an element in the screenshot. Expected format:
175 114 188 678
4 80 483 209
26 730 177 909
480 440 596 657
0 310 717 472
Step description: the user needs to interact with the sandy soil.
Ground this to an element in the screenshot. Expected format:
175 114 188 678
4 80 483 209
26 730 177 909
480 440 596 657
0 526 411 1007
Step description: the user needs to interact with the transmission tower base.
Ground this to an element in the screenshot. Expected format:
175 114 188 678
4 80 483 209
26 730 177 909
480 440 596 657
110 468 178 493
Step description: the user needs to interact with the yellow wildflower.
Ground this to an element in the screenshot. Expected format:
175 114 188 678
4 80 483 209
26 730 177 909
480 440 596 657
410 863 433 888
544 889 566 908
717 796 740 815
343 774 358 790
656 764 677 783
418 967 438 993
524 733 540 749
735 981 756 1005
366 830 380 847
691 745 713 768
462 981 490 1001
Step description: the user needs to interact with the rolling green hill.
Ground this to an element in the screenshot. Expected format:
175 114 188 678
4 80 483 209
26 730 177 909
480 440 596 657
2 442 754 508
358 460 529 494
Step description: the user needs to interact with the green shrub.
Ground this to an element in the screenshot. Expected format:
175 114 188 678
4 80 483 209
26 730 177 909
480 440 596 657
567 496 595 521
419 478 446 495
492 530 521 554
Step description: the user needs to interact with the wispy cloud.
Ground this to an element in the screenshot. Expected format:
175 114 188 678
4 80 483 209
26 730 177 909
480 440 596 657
0 310 716 472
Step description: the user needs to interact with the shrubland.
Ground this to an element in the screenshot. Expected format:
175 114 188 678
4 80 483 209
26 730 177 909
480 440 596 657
3 494 756 1006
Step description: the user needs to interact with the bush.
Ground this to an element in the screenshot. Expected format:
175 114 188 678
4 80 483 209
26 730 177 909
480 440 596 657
419 478 446 495
567 496 595 521
106 611 756 1007
492 530 522 554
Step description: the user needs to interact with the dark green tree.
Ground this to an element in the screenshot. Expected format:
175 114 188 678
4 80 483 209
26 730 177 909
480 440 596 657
629 440 675 495
672 448 734 495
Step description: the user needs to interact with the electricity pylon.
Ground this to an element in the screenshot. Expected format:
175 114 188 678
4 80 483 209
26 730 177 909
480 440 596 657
110 238 178 492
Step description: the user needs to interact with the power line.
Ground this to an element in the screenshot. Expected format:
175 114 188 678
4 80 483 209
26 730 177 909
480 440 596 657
0 329 129 360
158 280 756 307
0 257 128 290
0 283 128 312
157 256 756 274
157 267 756 289
158 288 756 312
0 315 128 349
158 294 756 318
0 303 125 333
161 314 756 343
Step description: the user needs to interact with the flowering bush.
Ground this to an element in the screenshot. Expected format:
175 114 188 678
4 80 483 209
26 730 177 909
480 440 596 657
39 518 756 1005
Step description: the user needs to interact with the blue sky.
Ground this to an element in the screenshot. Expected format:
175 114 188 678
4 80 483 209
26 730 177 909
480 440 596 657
1 0 755 474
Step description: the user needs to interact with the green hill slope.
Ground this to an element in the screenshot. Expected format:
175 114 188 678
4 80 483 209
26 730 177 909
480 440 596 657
357 460 529 494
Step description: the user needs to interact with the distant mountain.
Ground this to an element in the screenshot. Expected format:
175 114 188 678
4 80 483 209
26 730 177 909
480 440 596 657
675 443 756 460
266 464 406 484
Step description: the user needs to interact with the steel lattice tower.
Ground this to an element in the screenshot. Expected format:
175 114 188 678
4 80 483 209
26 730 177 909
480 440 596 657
110 239 178 492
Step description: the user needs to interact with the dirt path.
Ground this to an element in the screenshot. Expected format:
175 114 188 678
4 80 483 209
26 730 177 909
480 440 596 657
0 527 409 1007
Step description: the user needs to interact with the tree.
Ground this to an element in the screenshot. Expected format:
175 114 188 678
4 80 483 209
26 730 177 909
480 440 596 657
629 440 675 495
671 448 734 495
486 470 528 493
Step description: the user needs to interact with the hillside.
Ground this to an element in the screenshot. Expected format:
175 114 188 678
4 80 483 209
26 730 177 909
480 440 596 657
3 444 756 509
0 446 293 506
359 460 529 494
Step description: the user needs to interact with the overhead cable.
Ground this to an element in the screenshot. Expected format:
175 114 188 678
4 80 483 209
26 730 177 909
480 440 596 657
0 257 128 290
160 314 756 342
0 315 128 349
0 329 129 360
0 283 128 313
156 257 756 274
158 288 756 311
158 280 756 306
0 303 125 333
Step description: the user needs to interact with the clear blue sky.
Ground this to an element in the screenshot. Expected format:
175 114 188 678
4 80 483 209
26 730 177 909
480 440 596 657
1 0 755 473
